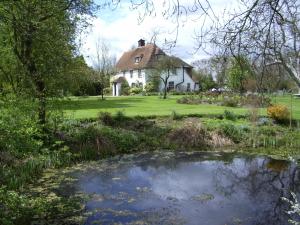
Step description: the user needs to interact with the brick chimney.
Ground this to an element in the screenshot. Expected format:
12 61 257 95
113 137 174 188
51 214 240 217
138 39 145 47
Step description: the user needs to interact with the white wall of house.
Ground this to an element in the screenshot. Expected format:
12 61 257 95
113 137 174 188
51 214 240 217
157 67 198 92
115 69 147 88
112 67 198 96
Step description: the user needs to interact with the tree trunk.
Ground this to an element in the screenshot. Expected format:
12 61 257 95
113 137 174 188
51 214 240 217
101 87 104 100
36 79 46 125
163 80 167 99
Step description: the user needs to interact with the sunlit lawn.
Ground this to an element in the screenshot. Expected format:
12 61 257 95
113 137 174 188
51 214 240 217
60 95 300 120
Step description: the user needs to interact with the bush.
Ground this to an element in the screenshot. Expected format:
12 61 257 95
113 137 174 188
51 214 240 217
267 104 290 123
144 82 158 93
168 124 210 148
98 112 114 126
114 110 127 122
129 87 143 95
223 110 237 121
177 95 202 104
103 87 112 95
120 81 130 95
170 110 182 120
0 95 42 156
241 94 271 107
219 123 244 143
221 96 239 107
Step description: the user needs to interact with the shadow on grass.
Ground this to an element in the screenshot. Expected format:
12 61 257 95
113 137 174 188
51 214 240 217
57 97 144 111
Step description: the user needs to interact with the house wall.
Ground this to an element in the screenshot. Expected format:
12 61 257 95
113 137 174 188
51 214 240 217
115 70 147 88
112 67 198 96
156 68 197 92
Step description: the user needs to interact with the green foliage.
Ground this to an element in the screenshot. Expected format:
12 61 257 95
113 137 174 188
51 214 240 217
0 95 42 155
221 97 239 107
170 110 182 120
104 87 112 95
218 123 245 143
121 80 130 95
130 87 143 95
227 56 252 93
200 74 217 91
115 110 127 122
98 112 115 126
224 110 237 121
145 80 159 93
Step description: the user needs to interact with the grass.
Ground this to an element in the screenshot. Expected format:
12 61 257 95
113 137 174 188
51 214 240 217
59 95 300 120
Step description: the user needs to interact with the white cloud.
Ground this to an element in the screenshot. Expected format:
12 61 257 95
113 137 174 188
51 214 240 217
81 0 240 66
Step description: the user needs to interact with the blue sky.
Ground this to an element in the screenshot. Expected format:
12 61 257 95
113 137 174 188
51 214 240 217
81 0 238 66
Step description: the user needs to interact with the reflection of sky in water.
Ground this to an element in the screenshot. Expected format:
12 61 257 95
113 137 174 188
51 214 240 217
74 152 300 225
129 162 215 200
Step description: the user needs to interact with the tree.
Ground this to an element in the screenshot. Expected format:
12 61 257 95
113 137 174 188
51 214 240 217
214 0 300 93
107 0 299 92
92 38 116 100
191 69 216 91
227 57 251 94
0 0 93 127
149 55 178 99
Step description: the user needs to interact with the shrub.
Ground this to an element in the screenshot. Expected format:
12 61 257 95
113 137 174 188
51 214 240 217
144 82 158 93
0 95 42 156
177 95 202 104
241 94 271 107
223 110 237 121
168 124 210 148
170 110 182 120
219 123 244 143
246 107 259 123
221 97 239 107
267 104 290 123
114 110 127 122
120 81 130 95
98 112 114 126
129 87 143 95
103 87 112 95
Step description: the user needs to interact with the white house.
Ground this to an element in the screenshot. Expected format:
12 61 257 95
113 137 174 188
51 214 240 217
112 39 199 96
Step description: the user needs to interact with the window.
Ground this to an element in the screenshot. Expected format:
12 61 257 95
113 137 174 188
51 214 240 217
131 83 136 87
122 71 126 76
135 57 140 63
168 81 174 90
130 70 133 78
135 55 143 63
138 69 142 78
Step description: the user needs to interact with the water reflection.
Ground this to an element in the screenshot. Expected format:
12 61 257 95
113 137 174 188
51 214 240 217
65 152 300 225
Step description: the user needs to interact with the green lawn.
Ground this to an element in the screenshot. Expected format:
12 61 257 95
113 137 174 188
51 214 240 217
60 95 300 120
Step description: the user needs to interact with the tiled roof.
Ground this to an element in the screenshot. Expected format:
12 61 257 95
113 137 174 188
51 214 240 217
115 43 192 71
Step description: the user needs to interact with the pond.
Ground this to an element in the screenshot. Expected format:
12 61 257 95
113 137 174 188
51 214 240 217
37 151 300 225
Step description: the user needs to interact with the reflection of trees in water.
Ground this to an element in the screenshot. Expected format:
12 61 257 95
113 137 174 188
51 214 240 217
136 152 237 171
213 158 300 225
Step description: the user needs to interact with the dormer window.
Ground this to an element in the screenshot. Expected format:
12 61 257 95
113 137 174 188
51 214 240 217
135 57 141 63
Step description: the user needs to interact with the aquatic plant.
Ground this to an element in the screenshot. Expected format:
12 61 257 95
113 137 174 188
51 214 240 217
282 192 300 225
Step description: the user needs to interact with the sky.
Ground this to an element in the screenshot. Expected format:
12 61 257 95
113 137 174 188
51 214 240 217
80 0 239 67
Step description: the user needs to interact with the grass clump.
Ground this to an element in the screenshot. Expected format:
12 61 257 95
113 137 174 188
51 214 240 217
170 110 182 120
168 124 210 149
224 110 237 121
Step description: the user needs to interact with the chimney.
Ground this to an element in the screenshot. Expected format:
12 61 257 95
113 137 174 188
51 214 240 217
138 39 145 47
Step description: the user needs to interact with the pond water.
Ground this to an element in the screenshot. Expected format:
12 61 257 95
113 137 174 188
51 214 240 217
49 151 300 225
